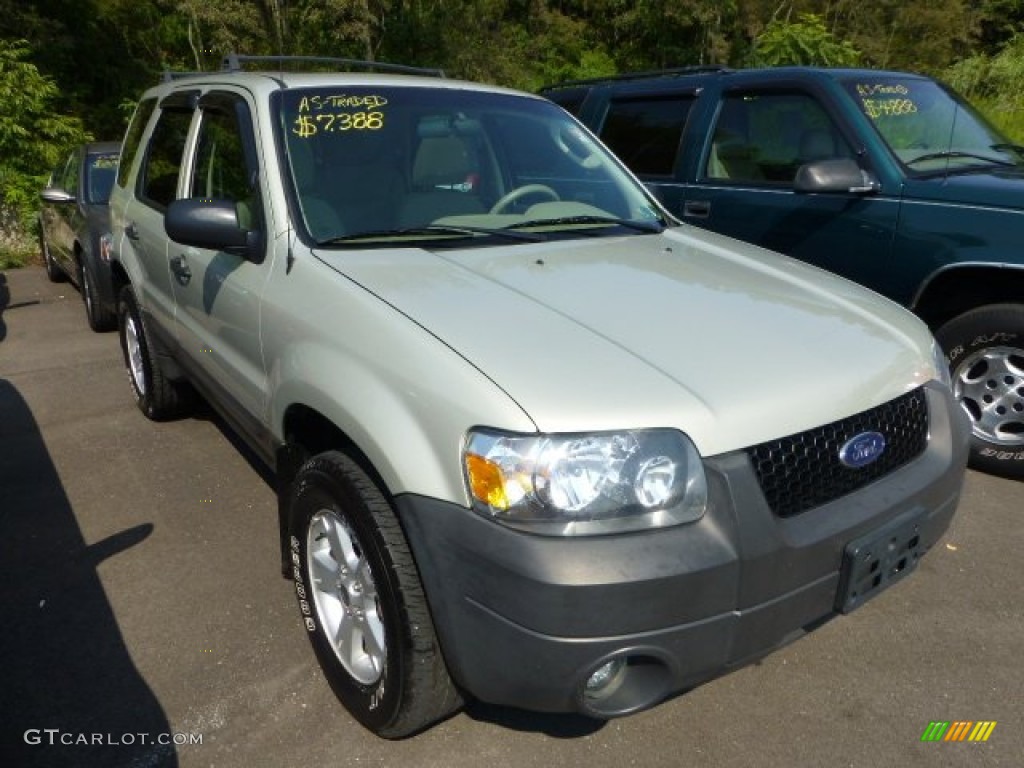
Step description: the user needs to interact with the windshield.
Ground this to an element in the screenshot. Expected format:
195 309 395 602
276 86 665 245
85 153 119 204
842 77 1024 174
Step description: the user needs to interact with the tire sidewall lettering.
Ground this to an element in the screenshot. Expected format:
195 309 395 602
979 448 1024 461
287 463 401 730
289 536 316 631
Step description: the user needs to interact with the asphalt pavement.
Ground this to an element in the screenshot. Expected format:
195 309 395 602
1 265 1021 768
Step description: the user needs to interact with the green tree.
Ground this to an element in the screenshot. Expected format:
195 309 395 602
750 12 860 67
0 38 89 266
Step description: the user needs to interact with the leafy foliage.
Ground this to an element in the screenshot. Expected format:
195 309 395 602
750 13 860 67
3 0 1024 267
944 34 1024 141
0 39 89 265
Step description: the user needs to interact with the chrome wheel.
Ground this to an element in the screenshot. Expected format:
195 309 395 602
124 313 147 397
953 345 1024 446
307 508 386 685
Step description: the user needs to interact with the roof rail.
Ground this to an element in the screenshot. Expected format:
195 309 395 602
220 53 446 78
540 65 730 91
160 70 209 82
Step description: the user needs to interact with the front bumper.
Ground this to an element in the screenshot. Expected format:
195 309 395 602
395 383 968 717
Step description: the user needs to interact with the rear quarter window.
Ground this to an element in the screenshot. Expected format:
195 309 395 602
544 87 590 117
117 98 157 189
139 109 194 210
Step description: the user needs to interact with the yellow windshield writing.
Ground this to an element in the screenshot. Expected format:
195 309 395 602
855 84 918 119
292 93 388 137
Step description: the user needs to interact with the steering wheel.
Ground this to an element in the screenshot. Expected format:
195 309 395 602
489 184 559 214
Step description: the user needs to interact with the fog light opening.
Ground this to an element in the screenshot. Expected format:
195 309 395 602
584 658 627 700
579 655 672 718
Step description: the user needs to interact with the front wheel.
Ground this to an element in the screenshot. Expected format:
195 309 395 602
287 451 461 738
936 304 1024 479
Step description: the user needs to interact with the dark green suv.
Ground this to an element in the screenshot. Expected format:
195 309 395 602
542 66 1024 479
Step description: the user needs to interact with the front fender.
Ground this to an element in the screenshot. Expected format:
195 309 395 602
268 337 536 507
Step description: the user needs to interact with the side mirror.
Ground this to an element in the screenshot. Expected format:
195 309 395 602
165 198 261 261
40 187 76 204
794 158 879 195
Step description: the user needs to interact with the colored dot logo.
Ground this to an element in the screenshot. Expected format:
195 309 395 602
921 721 997 742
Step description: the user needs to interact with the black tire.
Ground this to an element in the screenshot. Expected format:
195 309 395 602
40 233 65 283
81 261 116 332
287 451 461 738
117 285 191 420
936 304 1024 480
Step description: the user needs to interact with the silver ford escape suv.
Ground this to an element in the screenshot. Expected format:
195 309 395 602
107 55 969 738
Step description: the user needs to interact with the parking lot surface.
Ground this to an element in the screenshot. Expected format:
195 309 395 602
1 265 1021 768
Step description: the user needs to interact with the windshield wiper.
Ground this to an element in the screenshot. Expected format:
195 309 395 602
318 225 544 246
504 215 665 234
905 150 1015 168
990 142 1024 157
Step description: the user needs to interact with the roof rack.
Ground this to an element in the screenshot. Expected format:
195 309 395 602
160 70 209 82
221 54 446 78
540 65 730 91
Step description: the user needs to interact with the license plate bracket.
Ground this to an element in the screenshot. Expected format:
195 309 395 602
835 508 928 614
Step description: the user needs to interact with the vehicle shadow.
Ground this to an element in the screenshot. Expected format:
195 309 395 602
462 701 605 738
0 379 178 767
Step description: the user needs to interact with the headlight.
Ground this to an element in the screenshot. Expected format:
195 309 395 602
463 428 707 536
931 339 953 389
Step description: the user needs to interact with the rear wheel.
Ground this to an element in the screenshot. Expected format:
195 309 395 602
936 304 1024 479
287 451 461 738
117 285 191 420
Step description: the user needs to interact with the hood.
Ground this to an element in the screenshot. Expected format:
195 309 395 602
315 227 938 457
904 167 1024 209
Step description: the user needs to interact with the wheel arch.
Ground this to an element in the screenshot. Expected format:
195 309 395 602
275 404 391 578
109 260 132 300
912 263 1024 330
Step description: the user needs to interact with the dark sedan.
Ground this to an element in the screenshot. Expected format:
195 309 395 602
39 142 120 331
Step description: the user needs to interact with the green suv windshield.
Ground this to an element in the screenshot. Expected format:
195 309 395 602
841 76 1024 174
276 86 665 245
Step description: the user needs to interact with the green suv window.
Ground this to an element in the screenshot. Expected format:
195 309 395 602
705 90 852 184
599 96 693 176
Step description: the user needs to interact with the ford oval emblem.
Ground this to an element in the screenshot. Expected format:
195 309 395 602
839 431 887 469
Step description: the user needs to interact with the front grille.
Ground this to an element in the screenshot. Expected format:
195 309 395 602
747 388 929 518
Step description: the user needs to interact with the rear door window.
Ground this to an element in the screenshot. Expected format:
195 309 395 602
598 96 693 176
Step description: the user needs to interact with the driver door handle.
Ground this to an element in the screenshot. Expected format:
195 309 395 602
169 254 192 285
683 200 711 219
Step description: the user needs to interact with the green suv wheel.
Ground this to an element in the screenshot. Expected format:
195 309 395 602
937 304 1024 479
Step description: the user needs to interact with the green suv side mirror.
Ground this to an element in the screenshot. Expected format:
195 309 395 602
794 158 879 195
